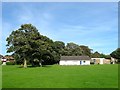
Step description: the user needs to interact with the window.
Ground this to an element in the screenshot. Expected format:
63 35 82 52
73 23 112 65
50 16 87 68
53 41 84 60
83 61 86 63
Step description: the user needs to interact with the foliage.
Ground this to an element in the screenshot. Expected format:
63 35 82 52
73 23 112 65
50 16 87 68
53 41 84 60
0 60 2 65
6 24 51 67
91 51 101 58
6 62 15 65
91 51 109 58
104 55 111 59
110 48 120 62
80 45 92 56
64 42 82 56
6 24 62 67
53 41 65 55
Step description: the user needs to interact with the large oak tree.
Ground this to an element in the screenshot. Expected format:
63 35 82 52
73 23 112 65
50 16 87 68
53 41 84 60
6 24 52 67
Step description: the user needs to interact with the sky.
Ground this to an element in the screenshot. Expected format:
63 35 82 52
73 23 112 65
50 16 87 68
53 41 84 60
1 2 118 55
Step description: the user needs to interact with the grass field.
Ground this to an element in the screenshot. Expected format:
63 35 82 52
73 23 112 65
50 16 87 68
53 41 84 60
2 64 118 88
0 65 2 89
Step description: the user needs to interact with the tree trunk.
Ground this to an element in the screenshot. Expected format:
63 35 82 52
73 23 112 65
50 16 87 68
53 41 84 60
39 60 42 67
24 58 27 68
31 61 35 67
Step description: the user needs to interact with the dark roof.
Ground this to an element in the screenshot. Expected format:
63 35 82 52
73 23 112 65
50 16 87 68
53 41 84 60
61 56 90 61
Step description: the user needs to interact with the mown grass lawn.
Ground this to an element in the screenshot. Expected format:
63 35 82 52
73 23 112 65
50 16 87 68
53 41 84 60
0 65 2 89
2 64 118 88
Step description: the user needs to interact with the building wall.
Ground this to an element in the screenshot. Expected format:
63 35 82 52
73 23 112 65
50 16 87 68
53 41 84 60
60 60 79 65
59 60 90 65
95 59 100 64
103 59 111 64
80 60 90 65
111 57 116 64
91 58 105 64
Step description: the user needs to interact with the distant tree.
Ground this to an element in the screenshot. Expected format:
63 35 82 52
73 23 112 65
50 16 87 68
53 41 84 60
99 53 106 58
47 41 65 64
110 48 120 62
65 42 82 56
66 42 79 50
91 51 111 59
79 45 92 56
91 51 101 58
105 55 111 59
53 41 65 55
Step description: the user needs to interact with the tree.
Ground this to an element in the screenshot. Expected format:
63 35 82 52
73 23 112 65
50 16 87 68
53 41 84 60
53 41 65 55
91 51 101 58
105 55 111 59
110 48 120 62
91 51 110 59
79 45 92 56
6 24 49 67
65 42 82 56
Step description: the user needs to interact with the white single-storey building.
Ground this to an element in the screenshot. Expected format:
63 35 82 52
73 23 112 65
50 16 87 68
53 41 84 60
91 58 113 64
91 58 105 64
60 56 91 65
111 57 117 64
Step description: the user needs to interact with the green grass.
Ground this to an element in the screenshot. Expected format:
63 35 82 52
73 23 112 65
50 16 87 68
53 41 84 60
0 65 2 89
2 64 118 88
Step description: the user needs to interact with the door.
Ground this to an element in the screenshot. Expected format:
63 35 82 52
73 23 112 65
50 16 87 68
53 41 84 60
80 61 82 65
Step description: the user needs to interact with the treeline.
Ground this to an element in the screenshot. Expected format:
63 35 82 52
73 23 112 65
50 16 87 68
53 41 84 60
6 24 110 67
110 48 120 63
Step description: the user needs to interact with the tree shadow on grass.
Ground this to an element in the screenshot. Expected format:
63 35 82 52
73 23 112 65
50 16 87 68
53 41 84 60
17 65 52 68
42 65 52 68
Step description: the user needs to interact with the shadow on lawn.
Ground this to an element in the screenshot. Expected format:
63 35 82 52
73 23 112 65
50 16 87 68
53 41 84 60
17 65 52 68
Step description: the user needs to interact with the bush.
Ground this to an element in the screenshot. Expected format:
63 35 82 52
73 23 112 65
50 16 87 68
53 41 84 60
90 62 94 64
0 60 2 65
6 62 15 65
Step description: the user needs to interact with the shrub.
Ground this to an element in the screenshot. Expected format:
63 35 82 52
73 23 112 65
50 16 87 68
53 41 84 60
6 62 15 65
90 62 94 64
0 60 2 65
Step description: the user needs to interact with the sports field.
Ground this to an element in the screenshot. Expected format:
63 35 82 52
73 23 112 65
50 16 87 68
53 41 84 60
2 64 118 88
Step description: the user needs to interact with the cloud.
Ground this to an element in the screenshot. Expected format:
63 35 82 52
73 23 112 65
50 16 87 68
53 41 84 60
10 2 117 40
55 23 117 38
2 2 118 55
51 22 118 54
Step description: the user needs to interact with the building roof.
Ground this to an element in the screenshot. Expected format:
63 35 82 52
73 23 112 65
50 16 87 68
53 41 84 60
61 56 90 61
4 56 14 60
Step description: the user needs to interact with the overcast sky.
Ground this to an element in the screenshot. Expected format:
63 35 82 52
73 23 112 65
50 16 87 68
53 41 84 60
1 2 118 55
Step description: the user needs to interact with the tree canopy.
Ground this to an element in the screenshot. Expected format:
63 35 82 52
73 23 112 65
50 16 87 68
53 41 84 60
110 48 120 62
6 24 55 67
